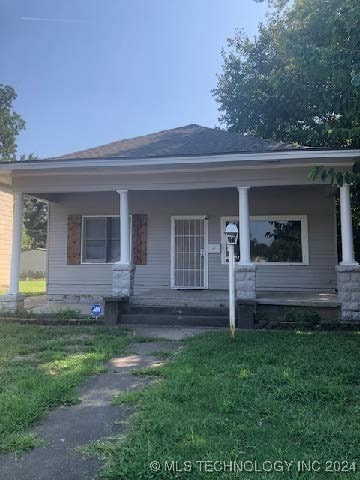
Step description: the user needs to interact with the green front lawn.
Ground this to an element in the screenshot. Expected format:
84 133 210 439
0 279 46 296
19 279 46 295
96 331 360 479
0 323 131 455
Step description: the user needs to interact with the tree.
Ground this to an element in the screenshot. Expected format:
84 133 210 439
22 196 47 250
213 0 360 147
213 0 360 259
0 85 25 161
0 87 47 249
16 155 48 250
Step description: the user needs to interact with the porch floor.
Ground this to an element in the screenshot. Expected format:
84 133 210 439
130 289 340 308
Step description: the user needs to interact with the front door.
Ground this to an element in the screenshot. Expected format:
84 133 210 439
171 216 208 289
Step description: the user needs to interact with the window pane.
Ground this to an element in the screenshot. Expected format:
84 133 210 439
109 240 120 262
250 220 303 263
85 218 106 239
83 216 123 263
85 240 106 262
110 218 120 240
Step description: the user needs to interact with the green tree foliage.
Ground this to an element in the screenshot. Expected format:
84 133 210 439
0 87 46 249
22 196 47 250
17 155 48 250
0 85 25 161
213 0 360 260
214 0 360 147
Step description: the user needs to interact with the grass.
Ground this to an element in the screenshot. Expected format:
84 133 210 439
19 279 46 295
92 331 360 480
0 323 131 456
0 279 46 296
112 389 146 406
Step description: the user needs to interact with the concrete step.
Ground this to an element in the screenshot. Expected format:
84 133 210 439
120 313 229 327
126 304 229 316
129 299 229 309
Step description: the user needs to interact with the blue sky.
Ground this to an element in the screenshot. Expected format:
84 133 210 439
1 0 267 158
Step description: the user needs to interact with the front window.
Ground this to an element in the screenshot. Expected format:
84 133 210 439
82 216 122 263
221 216 309 264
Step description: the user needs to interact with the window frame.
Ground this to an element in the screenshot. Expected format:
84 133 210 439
220 215 309 266
81 215 132 265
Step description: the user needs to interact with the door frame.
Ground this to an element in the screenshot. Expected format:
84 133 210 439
170 215 209 289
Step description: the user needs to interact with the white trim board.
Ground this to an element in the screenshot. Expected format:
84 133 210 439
1 149 359 172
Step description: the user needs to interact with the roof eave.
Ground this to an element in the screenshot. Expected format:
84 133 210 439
0 149 359 173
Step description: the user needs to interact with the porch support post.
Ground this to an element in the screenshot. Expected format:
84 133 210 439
238 187 251 265
111 189 135 300
118 189 131 265
336 184 360 323
0 192 25 312
339 184 357 266
235 187 256 328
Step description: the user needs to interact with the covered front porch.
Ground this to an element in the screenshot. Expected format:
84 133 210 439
0 147 359 323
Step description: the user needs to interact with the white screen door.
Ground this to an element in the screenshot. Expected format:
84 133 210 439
171 216 208 289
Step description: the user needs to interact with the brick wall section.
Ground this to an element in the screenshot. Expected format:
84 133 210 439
336 265 360 322
235 264 256 301
0 192 13 289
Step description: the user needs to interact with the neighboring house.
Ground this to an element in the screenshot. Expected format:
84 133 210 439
0 124 359 321
20 249 47 279
0 192 13 289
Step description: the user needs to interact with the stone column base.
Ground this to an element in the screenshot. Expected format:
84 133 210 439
336 264 360 322
235 264 256 301
112 263 136 297
0 294 25 312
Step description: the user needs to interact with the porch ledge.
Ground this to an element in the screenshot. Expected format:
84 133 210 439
256 292 340 308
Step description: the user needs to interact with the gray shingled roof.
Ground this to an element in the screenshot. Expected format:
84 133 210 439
55 124 297 160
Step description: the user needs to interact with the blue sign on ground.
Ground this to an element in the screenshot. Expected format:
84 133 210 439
91 304 102 317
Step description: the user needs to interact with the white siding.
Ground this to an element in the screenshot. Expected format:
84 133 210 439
47 186 337 295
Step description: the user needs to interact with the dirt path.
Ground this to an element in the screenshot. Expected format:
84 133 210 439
0 339 180 480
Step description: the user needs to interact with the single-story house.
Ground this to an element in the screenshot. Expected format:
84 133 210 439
0 125 359 322
0 192 13 290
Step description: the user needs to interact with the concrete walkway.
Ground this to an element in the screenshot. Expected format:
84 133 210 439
0 336 181 480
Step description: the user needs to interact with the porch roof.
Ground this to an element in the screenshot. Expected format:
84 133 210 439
0 124 359 194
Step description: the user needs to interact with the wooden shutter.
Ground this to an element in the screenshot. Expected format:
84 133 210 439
67 215 82 265
132 214 147 265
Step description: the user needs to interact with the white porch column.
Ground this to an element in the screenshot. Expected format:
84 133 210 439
336 183 360 323
117 189 131 265
112 189 135 298
235 187 256 321
237 186 252 265
9 192 24 295
339 184 358 265
1 191 25 311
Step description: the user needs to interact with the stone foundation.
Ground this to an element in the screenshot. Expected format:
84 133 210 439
112 263 135 297
47 294 104 304
336 264 360 322
0 294 25 312
235 264 256 301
